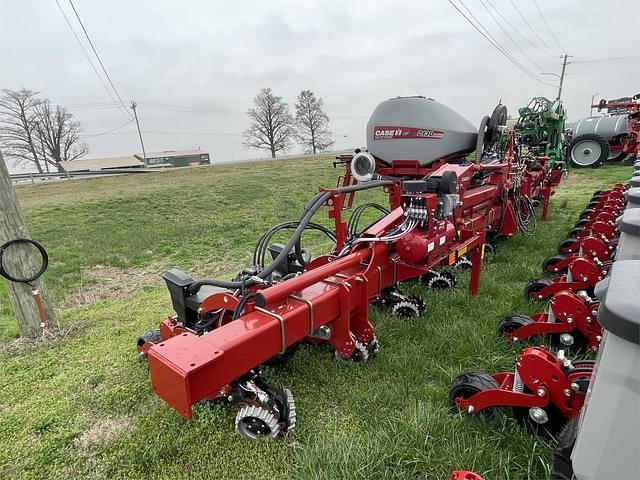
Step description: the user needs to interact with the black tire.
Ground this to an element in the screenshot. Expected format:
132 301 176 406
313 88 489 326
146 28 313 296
558 239 578 254
579 208 595 218
263 342 300 367
513 393 567 438
574 219 589 228
606 150 627 163
524 278 553 301
497 314 533 339
543 254 568 275
548 330 588 354
568 134 609 169
567 227 584 239
550 417 579 480
449 371 503 422
137 329 161 348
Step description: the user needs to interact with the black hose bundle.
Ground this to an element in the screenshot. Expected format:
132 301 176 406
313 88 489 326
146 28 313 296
189 179 393 293
347 203 390 236
253 222 337 269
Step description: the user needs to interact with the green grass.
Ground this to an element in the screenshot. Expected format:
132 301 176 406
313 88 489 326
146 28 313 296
0 157 632 479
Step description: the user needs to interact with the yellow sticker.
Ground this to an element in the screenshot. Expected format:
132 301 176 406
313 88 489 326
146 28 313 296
459 246 468 257
481 243 486 260
448 252 456 265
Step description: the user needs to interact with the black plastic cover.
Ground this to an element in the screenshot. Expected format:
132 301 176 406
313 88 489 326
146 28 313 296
402 180 428 193
163 268 194 323
619 209 640 237
596 260 640 345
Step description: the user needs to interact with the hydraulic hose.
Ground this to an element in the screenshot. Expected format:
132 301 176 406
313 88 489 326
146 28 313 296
189 179 393 293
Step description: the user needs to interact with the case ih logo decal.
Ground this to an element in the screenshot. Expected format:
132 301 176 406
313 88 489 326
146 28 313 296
373 126 445 140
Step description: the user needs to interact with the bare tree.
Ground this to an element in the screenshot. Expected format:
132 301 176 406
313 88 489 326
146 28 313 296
0 89 88 172
35 101 88 172
0 89 45 172
295 90 334 154
243 88 294 158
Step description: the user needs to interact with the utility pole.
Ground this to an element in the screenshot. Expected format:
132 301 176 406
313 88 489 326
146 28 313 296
557 54 571 100
130 101 147 165
0 150 57 337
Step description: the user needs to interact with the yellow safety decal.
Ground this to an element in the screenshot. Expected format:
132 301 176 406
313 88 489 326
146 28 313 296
448 252 456 265
481 243 486 260
458 246 468 257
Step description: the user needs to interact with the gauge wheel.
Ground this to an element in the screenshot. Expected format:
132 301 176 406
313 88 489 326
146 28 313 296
558 238 578 254
568 134 608 169
525 278 553 301
449 371 503 422
497 314 533 339
543 254 568 275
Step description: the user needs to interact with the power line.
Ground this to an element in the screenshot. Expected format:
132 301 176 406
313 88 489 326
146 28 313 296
532 0 565 53
449 1 557 87
572 54 640 64
508 0 561 57
54 0 129 119
485 0 554 65
66 0 133 117
479 0 545 72
81 119 134 138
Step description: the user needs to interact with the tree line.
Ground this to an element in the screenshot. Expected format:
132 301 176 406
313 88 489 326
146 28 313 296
243 88 334 158
0 89 88 173
0 87 334 169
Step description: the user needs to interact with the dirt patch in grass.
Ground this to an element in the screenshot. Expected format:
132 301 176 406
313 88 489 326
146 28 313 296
61 263 167 309
61 261 239 310
75 417 131 449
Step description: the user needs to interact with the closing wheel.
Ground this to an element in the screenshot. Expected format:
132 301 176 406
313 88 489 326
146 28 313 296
548 330 588 354
334 336 379 363
497 314 533 339
423 270 457 289
543 254 568 275
568 134 608 168
235 405 280 439
449 371 503 422
513 391 567 438
454 255 473 270
525 278 553 301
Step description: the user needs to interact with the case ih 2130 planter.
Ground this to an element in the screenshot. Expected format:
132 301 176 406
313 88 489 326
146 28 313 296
136 96 564 439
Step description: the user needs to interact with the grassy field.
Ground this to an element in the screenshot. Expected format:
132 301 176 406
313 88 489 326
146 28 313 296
0 157 632 479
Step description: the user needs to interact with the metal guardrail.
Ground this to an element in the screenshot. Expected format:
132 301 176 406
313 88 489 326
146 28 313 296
10 168 158 184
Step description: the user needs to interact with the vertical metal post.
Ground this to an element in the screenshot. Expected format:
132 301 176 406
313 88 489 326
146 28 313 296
131 101 147 165
557 54 569 100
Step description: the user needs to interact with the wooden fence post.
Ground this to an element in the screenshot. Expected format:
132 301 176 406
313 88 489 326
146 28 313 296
0 150 57 337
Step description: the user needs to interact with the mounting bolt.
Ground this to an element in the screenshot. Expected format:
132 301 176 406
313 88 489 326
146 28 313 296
596 335 602 342
563 388 572 397
467 405 474 414
355 276 364 283
218 389 226 395
537 388 546 397
571 382 580 392
567 317 574 324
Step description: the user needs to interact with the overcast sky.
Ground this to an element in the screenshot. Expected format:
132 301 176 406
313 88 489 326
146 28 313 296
1 0 638 170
